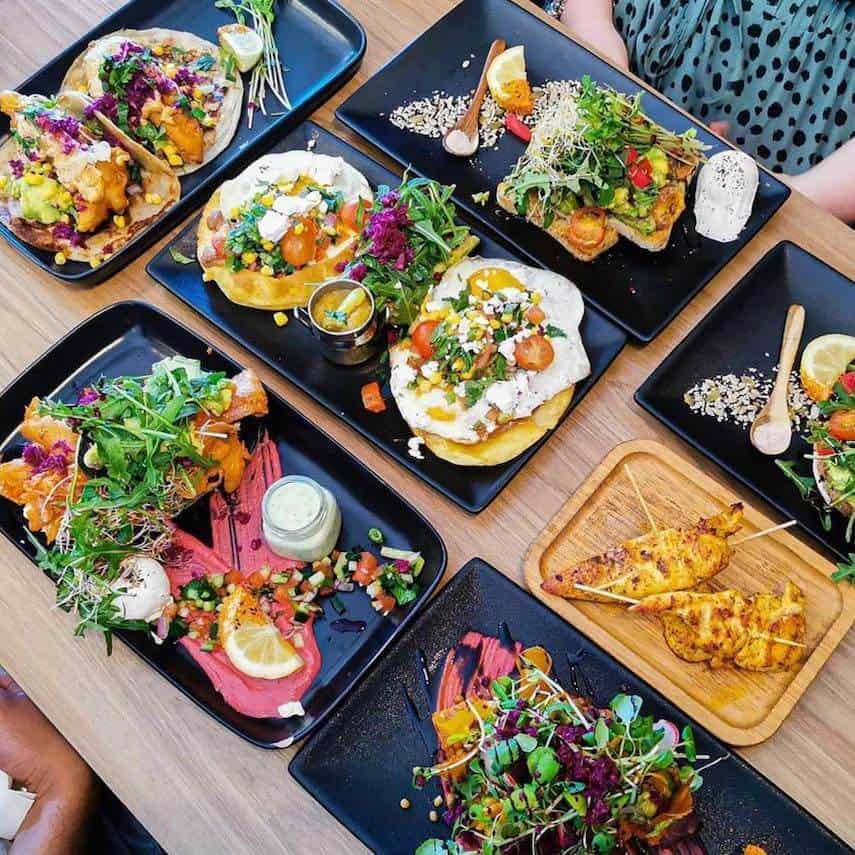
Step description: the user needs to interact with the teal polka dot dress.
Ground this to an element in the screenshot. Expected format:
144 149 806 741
612 0 855 173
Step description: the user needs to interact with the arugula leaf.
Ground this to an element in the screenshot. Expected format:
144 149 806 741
775 459 816 501
832 554 855 584
544 324 566 338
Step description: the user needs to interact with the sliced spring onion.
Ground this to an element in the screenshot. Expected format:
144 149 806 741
330 595 346 615
368 527 385 545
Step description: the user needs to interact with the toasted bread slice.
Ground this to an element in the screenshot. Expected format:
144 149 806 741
497 181 619 263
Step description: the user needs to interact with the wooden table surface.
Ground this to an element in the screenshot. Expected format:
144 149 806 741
1 1 853 853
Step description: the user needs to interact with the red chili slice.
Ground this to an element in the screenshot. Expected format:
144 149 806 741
504 113 531 142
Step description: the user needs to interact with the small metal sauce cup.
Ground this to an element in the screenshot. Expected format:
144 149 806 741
297 278 386 366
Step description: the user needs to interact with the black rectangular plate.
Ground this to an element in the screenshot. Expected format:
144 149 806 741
147 121 627 514
291 559 851 855
0 0 365 285
0 301 447 748
335 0 791 343
636 241 855 562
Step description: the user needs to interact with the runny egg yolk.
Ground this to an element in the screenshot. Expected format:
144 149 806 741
467 267 523 298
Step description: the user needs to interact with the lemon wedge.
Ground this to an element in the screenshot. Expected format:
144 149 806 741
218 24 264 74
799 334 855 402
486 46 529 109
220 587 303 680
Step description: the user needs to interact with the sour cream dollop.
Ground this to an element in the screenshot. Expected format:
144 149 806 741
693 150 759 243
111 556 172 623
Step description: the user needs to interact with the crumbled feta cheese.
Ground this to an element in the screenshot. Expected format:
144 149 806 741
420 360 439 379
407 436 425 460
272 190 322 217
393 363 417 388
258 209 289 243
277 701 306 718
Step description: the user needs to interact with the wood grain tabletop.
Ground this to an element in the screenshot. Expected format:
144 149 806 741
0 1 853 853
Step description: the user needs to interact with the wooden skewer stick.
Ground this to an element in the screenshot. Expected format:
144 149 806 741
624 463 657 533
572 583 640 605
753 633 808 649
731 519 798 546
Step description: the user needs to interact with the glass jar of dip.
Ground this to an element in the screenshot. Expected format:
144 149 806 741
261 475 342 562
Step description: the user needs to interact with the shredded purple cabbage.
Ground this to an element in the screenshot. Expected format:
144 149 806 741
9 159 24 179
22 440 72 476
52 223 85 247
76 387 101 406
85 93 118 122
362 198 414 271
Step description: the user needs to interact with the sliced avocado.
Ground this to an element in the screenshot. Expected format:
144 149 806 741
557 190 580 215
827 462 853 492
643 147 670 188
19 177 63 225
607 186 636 216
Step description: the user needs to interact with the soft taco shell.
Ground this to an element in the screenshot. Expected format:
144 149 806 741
0 97 179 263
197 188 360 311
61 28 243 176
415 386 575 466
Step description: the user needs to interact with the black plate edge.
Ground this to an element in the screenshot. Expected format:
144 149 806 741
289 557 853 853
333 0 791 344
0 299 449 749
146 121 629 515
0 0 367 286
633 239 850 562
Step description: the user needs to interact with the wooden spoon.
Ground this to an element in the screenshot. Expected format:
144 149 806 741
750 303 806 456
442 38 506 158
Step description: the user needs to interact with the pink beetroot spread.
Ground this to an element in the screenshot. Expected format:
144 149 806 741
163 437 321 719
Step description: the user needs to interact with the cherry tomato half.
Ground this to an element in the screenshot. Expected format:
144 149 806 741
412 320 440 359
515 334 554 372
280 218 318 268
829 410 855 441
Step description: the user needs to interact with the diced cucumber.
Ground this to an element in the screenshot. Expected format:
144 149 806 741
271 572 290 584
308 570 327 588
333 552 349 581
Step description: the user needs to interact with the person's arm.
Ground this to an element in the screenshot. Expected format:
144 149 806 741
0 670 98 855
560 0 629 70
785 138 855 224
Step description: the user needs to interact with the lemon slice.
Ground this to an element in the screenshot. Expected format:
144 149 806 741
218 24 264 74
799 334 855 402
486 45 527 103
220 587 303 680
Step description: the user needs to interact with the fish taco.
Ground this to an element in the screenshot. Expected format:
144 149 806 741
0 91 179 263
61 28 243 175
197 151 373 310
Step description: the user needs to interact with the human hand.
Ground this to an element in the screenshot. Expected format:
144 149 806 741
0 668 98 854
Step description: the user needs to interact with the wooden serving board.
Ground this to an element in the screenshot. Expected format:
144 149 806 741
524 439 855 745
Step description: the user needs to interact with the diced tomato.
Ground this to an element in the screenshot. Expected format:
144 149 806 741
353 551 380 586
828 410 855 441
340 199 364 232
815 443 835 457
224 570 243 586
514 334 554 371
361 381 386 414
839 372 855 395
504 113 531 142
628 159 653 189
374 593 396 615
412 320 440 359
524 305 545 325
273 585 291 605
247 570 267 588
626 146 639 166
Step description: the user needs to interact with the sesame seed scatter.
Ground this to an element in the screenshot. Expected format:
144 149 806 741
387 80 578 150
683 368 821 432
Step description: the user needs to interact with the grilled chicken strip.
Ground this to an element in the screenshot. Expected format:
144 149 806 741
632 581 806 671
541 503 743 603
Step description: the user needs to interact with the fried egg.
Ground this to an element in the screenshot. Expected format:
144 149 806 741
389 257 590 447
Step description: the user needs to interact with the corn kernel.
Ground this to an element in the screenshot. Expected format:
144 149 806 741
23 172 43 185
202 270 214 282
145 193 162 205
164 63 177 77
193 87 205 101
472 327 484 340
531 291 542 305
260 194 275 207
262 240 274 251
417 378 431 393
451 358 464 371
89 256 102 268
54 252 67 266
113 214 127 229
430 372 443 385
241 251 257 266
273 311 289 327
229 207 241 220
489 319 501 329
500 313 513 324
260 265 274 276
293 222 305 235
0 176 7 190
461 370 473 380
152 44 165 56
166 152 183 167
